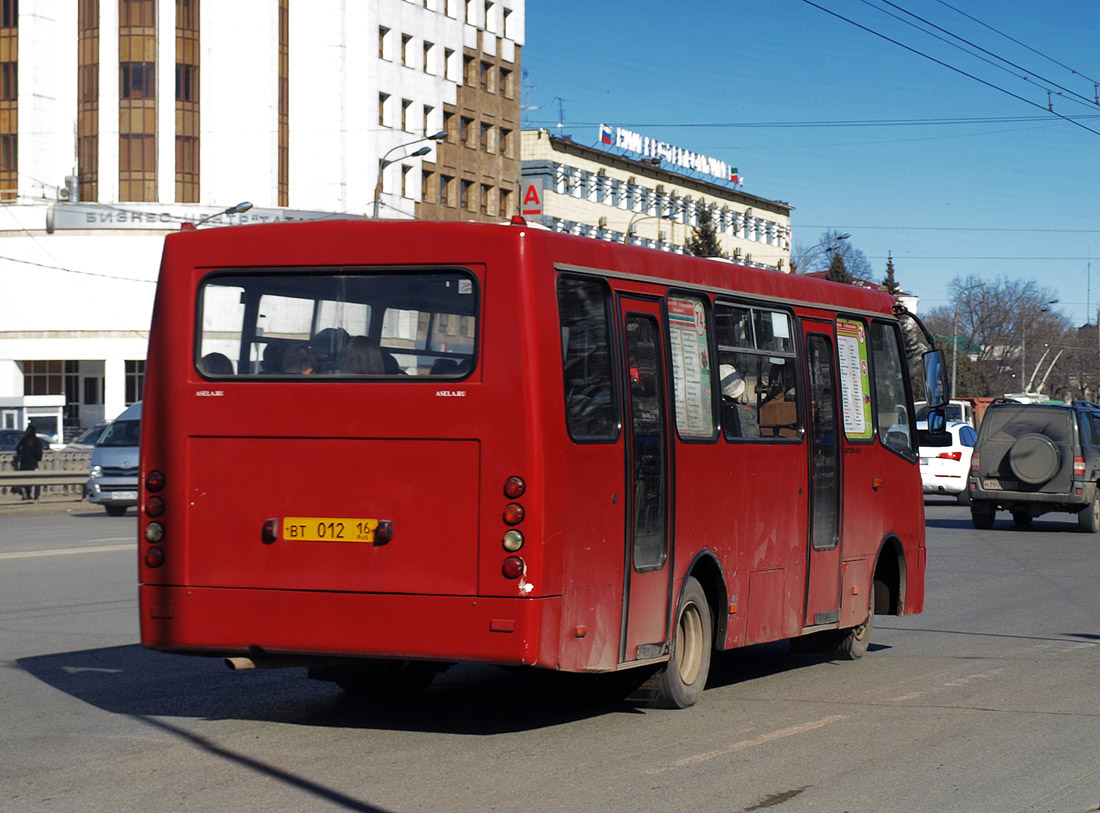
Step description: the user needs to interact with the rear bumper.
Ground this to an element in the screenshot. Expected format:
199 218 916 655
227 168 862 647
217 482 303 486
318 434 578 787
140 585 563 669
969 479 1097 512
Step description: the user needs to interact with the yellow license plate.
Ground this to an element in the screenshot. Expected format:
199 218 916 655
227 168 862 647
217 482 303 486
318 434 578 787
283 517 380 543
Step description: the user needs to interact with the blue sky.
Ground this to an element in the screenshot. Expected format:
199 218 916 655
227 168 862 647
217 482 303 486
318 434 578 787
522 1 1100 326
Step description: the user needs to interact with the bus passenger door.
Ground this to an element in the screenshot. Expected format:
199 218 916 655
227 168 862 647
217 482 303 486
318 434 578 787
618 298 673 663
802 326 843 626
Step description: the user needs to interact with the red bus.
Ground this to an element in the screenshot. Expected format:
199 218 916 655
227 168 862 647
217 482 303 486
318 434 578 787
138 218 947 708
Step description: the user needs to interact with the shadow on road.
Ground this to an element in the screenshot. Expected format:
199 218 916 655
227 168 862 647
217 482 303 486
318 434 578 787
17 638 852 735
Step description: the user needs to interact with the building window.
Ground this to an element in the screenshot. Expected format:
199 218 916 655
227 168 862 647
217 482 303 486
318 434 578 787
500 187 512 217
175 0 200 203
379 92 390 126
422 169 434 202
401 34 412 66
460 116 472 146
23 361 65 396
480 122 492 152
278 0 288 206
401 165 412 198
459 178 471 209
442 110 455 142
463 55 475 85
78 0 99 201
444 48 456 81
480 183 492 215
499 128 511 157
125 360 145 405
423 41 434 73
422 104 434 136
499 67 512 98
119 0 157 202
401 99 412 132
378 26 390 59
480 60 492 92
439 174 452 206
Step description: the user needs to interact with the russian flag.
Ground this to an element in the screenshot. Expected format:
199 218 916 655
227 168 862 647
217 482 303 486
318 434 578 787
599 123 613 145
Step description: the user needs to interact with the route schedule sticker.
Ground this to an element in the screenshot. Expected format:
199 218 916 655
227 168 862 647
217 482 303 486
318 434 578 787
836 318 873 440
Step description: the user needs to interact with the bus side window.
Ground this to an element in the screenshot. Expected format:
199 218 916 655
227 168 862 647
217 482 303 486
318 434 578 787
558 276 618 440
714 302 796 440
870 321 915 455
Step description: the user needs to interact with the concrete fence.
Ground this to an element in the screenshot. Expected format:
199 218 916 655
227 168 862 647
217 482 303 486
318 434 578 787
0 450 93 497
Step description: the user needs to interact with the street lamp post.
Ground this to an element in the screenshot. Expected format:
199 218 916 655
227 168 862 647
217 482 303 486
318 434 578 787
182 201 253 230
623 212 673 244
372 130 447 219
793 233 849 274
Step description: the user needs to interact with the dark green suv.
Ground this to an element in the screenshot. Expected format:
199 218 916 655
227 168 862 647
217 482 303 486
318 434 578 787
969 400 1100 531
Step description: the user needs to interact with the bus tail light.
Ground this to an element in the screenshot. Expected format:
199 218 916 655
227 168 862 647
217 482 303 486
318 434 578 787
143 471 166 569
502 556 525 579
503 476 526 499
503 503 524 525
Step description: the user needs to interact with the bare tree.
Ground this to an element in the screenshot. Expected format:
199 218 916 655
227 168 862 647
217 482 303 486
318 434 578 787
924 274 1068 397
792 229 874 280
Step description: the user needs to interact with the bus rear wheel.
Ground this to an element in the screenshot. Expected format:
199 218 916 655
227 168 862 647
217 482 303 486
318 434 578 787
652 576 712 709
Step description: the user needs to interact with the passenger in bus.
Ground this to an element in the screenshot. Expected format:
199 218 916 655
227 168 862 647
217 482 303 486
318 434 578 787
341 336 385 374
312 327 349 373
282 344 316 375
260 339 289 373
719 364 760 439
758 362 798 438
200 352 234 375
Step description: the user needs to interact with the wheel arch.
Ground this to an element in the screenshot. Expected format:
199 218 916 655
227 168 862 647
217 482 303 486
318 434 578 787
682 550 728 650
872 534 907 616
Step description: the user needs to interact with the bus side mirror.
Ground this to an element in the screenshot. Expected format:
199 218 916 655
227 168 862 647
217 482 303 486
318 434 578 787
922 349 949 408
926 407 947 435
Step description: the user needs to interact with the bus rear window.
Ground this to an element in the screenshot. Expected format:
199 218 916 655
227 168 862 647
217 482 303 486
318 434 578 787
197 269 478 378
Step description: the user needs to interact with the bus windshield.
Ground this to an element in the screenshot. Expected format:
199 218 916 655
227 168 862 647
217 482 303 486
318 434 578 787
197 268 478 378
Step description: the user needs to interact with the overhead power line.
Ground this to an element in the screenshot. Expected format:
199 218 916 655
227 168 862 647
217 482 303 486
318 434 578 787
862 0 1100 112
931 0 1100 89
797 0 1100 139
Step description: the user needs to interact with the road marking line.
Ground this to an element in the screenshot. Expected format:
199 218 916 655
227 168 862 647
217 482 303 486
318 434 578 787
645 715 848 774
887 691 924 702
0 543 134 559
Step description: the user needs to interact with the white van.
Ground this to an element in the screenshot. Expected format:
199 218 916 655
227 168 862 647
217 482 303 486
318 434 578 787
87 402 141 516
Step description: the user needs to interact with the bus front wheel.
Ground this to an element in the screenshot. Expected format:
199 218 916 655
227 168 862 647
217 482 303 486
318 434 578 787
652 576 712 709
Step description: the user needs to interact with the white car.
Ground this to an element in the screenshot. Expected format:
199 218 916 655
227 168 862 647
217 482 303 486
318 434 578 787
918 420 977 503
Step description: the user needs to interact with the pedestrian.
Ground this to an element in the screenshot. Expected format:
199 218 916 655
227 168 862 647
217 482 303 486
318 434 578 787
14 424 44 501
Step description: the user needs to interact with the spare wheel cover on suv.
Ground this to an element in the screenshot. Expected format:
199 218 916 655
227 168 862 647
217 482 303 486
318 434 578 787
1009 432 1062 485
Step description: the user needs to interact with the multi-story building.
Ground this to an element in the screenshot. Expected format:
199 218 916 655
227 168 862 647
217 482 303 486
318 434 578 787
0 0 524 440
521 128 791 271
416 6 521 222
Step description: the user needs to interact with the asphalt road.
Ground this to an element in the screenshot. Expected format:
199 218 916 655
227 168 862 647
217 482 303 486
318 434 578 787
1 498 1098 812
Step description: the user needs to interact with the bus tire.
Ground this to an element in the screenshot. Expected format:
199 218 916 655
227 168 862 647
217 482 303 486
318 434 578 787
834 584 873 661
652 576 712 709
